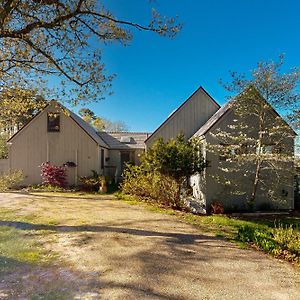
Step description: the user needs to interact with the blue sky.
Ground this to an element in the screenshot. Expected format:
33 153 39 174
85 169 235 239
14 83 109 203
75 0 300 132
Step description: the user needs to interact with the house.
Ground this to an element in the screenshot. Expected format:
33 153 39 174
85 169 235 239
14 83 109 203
4 86 296 211
145 86 296 211
7 100 149 185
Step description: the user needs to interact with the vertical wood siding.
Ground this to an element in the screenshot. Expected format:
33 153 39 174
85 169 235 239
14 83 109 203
145 87 219 148
204 109 295 210
9 104 102 185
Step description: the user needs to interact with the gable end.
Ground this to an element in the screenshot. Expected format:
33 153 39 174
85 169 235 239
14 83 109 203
145 86 220 145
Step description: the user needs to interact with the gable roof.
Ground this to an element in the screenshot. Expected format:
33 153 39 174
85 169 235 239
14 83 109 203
97 131 150 150
145 86 220 143
8 100 109 148
193 86 297 138
193 101 231 137
67 109 108 148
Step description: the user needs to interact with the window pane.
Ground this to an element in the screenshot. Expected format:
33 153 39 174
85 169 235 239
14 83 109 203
264 145 273 154
47 113 60 132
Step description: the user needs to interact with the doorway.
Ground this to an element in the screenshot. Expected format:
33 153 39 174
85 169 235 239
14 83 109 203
120 151 131 174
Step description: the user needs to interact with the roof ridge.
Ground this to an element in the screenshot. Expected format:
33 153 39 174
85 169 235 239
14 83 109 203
145 86 220 143
54 102 109 148
193 101 231 137
8 100 110 148
98 131 152 134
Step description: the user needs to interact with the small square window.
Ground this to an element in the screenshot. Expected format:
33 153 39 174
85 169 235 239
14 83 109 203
273 145 282 154
47 113 60 132
257 144 280 155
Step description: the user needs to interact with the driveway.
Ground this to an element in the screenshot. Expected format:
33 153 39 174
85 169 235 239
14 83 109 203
0 192 299 299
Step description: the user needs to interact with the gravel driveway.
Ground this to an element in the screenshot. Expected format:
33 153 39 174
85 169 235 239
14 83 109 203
0 192 299 299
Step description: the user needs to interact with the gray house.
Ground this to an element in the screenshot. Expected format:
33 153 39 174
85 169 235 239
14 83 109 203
3 86 296 211
145 86 296 211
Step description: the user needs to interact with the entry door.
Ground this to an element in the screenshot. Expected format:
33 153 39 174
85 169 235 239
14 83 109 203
120 151 131 174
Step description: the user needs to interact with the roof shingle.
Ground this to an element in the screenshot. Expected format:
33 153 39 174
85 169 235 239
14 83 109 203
97 132 150 150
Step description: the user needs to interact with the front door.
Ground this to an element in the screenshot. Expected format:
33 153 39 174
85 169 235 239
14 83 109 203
120 151 131 174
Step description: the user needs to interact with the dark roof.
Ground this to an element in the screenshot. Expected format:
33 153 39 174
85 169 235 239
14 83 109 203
97 132 150 150
145 86 220 143
193 102 231 137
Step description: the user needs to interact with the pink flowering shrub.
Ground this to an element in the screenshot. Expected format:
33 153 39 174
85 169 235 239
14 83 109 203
40 162 67 187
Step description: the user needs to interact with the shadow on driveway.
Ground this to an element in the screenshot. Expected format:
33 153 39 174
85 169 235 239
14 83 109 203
0 220 222 245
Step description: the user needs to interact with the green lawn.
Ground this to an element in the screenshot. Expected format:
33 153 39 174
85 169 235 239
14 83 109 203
0 208 56 265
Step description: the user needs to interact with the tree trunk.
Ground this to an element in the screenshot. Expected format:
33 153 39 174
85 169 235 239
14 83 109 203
249 160 262 210
249 111 265 210
174 179 183 209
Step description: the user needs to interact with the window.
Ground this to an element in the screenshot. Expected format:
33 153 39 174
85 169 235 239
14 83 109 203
219 144 249 161
219 144 231 161
237 144 251 155
273 145 282 154
264 145 273 154
257 145 274 154
47 113 60 132
257 144 282 155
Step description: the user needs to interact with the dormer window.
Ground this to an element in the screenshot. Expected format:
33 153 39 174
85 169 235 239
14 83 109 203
47 113 60 132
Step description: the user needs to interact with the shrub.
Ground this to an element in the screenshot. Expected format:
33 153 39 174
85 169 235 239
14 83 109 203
143 135 206 182
144 135 205 195
79 176 100 191
238 225 300 264
121 164 180 208
273 225 300 262
238 226 277 251
40 162 67 187
0 170 23 191
79 170 107 192
123 134 206 209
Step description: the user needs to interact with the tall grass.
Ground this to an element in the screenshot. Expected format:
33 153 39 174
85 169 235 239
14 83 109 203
238 225 300 264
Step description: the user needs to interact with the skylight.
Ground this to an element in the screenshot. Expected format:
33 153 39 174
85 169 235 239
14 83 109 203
120 136 132 144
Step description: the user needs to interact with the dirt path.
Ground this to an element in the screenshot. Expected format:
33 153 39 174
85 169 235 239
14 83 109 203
0 192 299 299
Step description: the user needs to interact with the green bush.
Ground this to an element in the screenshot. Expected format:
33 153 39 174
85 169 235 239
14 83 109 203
273 225 300 262
79 170 107 192
0 170 23 191
238 225 300 264
121 164 181 208
122 134 206 209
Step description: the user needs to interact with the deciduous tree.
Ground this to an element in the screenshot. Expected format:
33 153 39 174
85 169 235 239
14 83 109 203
0 88 47 136
210 56 299 209
0 1 181 104
78 107 128 131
